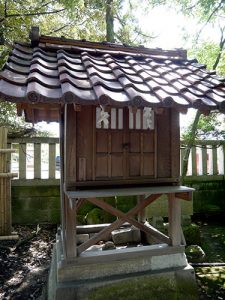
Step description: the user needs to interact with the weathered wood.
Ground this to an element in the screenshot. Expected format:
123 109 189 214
212 147 218 175
175 191 192 201
76 223 131 234
168 193 181 246
202 147 207 175
34 143 41 179
170 109 180 178
8 137 59 144
75 198 86 211
19 143 26 179
77 193 163 254
156 109 171 178
65 196 77 258
191 147 197 176
0 149 16 153
137 195 146 223
66 185 194 199
0 173 18 178
0 127 12 236
87 197 170 244
49 143 56 179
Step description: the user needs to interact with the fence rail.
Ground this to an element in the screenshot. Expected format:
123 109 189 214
8 137 60 186
7 137 225 186
181 140 225 181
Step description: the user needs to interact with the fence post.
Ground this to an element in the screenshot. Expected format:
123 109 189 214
0 127 17 236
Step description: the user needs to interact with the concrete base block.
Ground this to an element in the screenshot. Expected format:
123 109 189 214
48 232 198 300
77 234 89 245
111 226 141 245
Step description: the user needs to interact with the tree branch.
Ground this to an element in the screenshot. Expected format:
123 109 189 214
5 8 65 19
213 27 225 70
197 0 224 39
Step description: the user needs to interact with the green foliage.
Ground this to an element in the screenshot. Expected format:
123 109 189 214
182 112 225 141
183 223 201 245
189 41 225 75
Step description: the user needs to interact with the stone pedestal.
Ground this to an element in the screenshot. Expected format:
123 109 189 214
48 231 198 300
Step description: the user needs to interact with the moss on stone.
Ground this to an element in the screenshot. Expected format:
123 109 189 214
183 223 201 245
85 208 104 224
84 274 178 300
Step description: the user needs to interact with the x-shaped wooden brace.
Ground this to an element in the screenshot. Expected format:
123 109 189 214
77 193 171 255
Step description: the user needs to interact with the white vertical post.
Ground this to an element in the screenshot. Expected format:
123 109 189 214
168 193 181 246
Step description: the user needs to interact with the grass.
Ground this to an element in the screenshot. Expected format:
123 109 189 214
193 222 225 299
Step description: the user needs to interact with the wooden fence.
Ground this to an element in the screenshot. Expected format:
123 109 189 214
8 137 60 186
181 140 225 182
7 137 225 186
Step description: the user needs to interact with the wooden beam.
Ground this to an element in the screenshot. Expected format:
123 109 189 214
87 197 170 244
65 195 77 258
77 193 163 254
175 191 192 201
168 193 181 246
73 104 81 112
75 198 86 212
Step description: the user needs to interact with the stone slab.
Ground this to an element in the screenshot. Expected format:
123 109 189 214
48 246 198 300
111 227 141 245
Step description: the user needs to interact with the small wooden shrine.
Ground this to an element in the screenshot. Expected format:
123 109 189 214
1 27 225 299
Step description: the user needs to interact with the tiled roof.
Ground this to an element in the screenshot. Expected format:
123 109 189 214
0 34 225 115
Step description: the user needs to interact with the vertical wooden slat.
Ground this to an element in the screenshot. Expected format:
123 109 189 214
60 106 66 257
108 133 112 178
19 143 26 179
212 147 218 175
140 133 144 176
202 147 207 175
123 108 128 178
154 115 157 178
49 143 56 179
34 143 41 179
92 106 96 180
0 128 12 236
170 109 180 178
168 193 181 246
191 147 197 176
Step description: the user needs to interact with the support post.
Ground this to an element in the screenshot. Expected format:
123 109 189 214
137 195 146 223
65 195 77 259
168 193 181 246
0 128 17 236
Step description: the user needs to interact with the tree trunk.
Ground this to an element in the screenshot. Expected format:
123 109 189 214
106 0 114 42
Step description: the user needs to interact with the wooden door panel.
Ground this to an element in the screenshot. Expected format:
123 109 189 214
111 132 123 153
143 131 154 153
129 132 140 153
129 154 140 176
96 131 108 153
143 154 154 176
96 155 108 178
111 155 123 177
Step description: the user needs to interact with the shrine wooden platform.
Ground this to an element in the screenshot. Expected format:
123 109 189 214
48 185 198 300
62 185 193 259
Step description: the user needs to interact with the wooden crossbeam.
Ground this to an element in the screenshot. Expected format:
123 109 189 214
88 197 170 243
75 198 86 212
77 193 166 254
175 192 192 201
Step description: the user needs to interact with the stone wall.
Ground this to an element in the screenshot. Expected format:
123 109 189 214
11 179 225 225
184 179 225 214
12 185 60 224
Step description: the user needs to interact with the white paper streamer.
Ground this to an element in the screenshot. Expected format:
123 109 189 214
143 107 153 129
97 106 109 128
